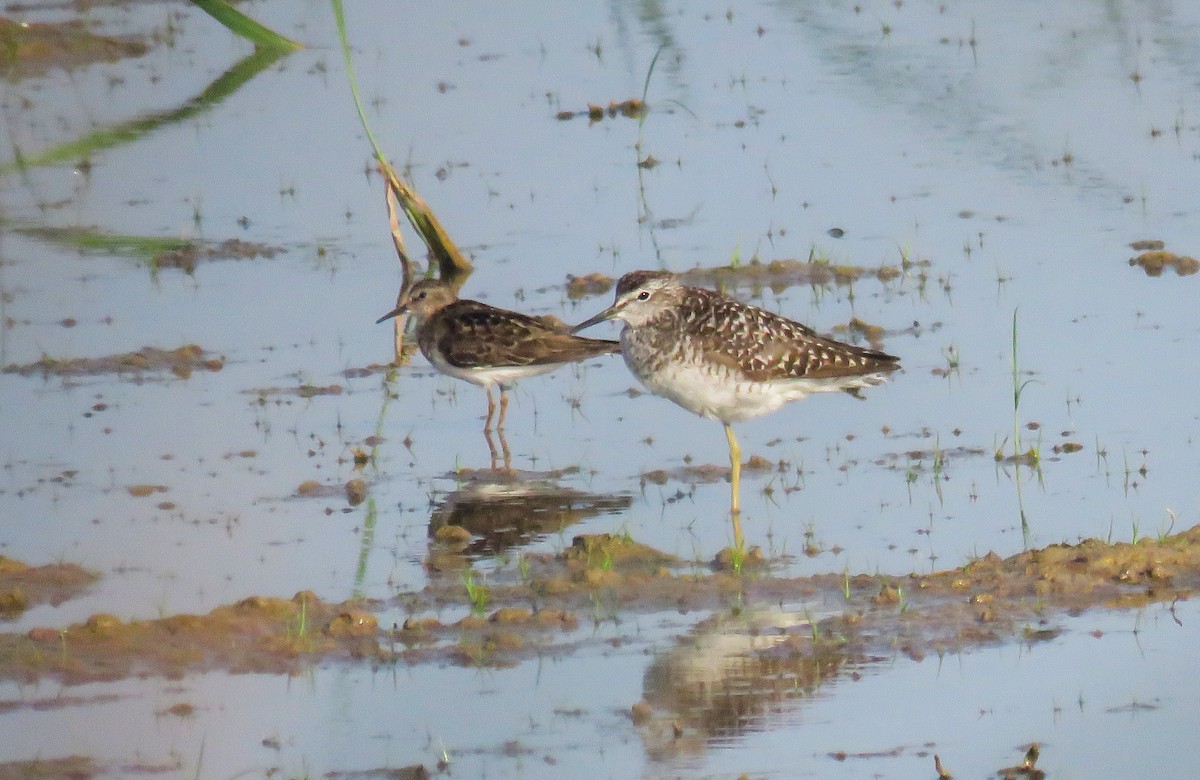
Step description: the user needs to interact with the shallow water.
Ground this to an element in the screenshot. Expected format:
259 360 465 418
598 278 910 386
2 0 1199 777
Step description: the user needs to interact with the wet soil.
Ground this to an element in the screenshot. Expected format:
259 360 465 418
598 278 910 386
153 237 286 273
0 16 147 79
564 258 909 302
1 592 385 685
252 382 345 400
679 257 907 291
0 557 97 620
554 97 647 123
2 525 1195 687
2 345 224 379
1129 249 1199 277
0 754 183 780
10 227 285 273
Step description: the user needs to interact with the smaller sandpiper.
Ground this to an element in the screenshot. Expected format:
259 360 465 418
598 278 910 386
378 278 621 432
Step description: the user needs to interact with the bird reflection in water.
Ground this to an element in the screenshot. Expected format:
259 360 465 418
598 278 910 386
638 608 858 761
430 469 632 559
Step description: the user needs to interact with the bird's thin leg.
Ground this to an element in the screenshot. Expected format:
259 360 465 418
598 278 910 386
484 427 500 470
498 427 512 471
725 422 744 553
483 386 497 432
497 386 510 432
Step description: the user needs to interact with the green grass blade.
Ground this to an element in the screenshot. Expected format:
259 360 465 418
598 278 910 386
638 42 667 131
331 0 385 164
331 0 472 276
191 0 302 52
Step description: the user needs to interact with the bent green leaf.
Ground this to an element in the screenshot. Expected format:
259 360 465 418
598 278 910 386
191 0 303 52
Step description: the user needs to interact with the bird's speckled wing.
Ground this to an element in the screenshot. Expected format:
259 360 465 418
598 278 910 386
429 300 619 369
681 288 899 381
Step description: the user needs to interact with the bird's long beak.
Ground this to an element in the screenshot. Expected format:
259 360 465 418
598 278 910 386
572 303 620 333
375 304 407 325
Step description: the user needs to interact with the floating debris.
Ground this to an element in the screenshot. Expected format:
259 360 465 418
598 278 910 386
0 16 147 79
997 743 1045 780
1129 239 1165 251
0 556 98 620
680 257 906 291
126 484 168 497
154 237 286 272
565 272 615 300
3 345 224 379
556 98 647 122
565 258 906 304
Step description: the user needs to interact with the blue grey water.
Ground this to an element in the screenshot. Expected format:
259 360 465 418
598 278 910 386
1 1 1197 777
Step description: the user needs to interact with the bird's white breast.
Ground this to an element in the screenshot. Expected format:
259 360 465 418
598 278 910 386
621 328 888 423
425 349 561 389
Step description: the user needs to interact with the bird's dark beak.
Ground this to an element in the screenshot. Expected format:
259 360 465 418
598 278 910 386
375 304 406 325
571 303 619 333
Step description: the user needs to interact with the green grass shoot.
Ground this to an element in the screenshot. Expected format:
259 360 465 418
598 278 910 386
1010 308 1039 466
804 609 821 642
462 569 489 615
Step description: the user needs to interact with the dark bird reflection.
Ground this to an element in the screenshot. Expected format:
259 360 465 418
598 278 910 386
430 469 632 558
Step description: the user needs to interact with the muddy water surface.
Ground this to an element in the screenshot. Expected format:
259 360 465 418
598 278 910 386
2 1 1199 778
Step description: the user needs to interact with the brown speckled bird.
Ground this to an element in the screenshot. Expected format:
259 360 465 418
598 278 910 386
574 270 899 548
377 279 620 431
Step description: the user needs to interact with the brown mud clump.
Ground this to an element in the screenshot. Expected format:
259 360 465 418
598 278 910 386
562 533 677 577
564 257 909 304
1129 249 1199 277
0 556 97 619
681 257 907 293
2 593 390 685
3 345 224 379
0 16 147 79
566 272 615 300
555 97 646 122
153 237 285 273
0 754 182 778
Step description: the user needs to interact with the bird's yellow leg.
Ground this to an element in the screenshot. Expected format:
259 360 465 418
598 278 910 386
498 387 510 432
725 422 744 554
484 427 500 470
498 428 512 472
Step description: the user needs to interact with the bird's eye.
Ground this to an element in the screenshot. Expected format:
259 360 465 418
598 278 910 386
636 291 651 301
416 291 427 300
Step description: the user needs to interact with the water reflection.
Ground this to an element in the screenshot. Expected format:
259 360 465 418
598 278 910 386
429 469 632 558
640 607 864 758
1 46 288 177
